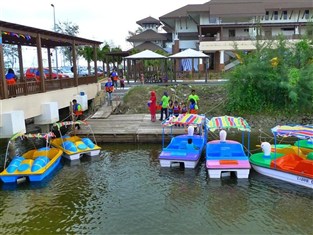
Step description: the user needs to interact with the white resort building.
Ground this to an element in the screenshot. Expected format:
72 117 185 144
128 0 313 72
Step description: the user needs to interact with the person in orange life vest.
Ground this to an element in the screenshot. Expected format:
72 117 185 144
105 78 114 105
111 71 118 87
5 68 17 85
72 99 83 129
188 98 198 114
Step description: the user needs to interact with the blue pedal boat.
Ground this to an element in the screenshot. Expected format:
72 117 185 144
159 114 207 168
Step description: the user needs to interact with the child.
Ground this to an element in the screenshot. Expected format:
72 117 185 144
168 99 174 117
188 98 198 114
173 100 181 127
181 102 188 115
120 77 125 89
105 78 114 106
173 101 181 117
140 73 145 84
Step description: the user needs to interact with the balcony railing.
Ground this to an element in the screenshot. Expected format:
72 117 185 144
201 34 302 42
1 76 97 99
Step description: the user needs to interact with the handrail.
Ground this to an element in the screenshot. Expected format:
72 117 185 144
1 76 98 99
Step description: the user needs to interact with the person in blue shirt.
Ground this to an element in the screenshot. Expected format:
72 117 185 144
5 68 16 84
105 78 114 105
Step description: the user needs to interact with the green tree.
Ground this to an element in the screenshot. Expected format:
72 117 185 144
55 21 79 65
78 46 94 75
98 42 111 75
3 45 18 69
226 36 313 115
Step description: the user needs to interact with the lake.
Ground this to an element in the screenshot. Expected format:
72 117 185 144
0 141 312 234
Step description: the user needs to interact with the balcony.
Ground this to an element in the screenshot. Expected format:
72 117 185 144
1 76 97 99
199 34 302 52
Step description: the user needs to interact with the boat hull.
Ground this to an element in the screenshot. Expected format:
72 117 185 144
0 148 63 184
159 134 205 169
206 140 251 178
251 163 313 189
51 136 101 161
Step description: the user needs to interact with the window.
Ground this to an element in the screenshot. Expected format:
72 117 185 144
281 28 294 31
304 10 309 19
283 11 288 20
244 28 249 32
229 29 235 38
274 11 278 20
265 11 269 20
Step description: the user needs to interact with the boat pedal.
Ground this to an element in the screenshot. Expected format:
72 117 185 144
221 172 231 177
17 176 27 184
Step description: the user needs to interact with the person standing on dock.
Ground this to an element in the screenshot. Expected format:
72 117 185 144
105 78 114 106
159 91 170 121
148 91 157 122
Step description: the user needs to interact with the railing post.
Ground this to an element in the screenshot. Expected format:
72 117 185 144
0 27 8 99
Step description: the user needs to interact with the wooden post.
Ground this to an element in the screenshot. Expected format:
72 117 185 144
0 27 8 98
93 44 98 81
36 34 45 92
72 40 78 87
17 45 24 81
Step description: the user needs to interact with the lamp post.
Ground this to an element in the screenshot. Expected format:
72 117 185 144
51 3 59 72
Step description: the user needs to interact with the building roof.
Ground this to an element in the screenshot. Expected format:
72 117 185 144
169 48 209 58
128 41 166 52
160 0 313 21
261 0 313 9
0 20 102 48
160 4 202 19
125 49 167 59
136 16 161 27
208 1 265 17
127 29 167 42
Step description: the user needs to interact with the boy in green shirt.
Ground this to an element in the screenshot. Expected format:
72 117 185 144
188 89 200 108
160 91 170 121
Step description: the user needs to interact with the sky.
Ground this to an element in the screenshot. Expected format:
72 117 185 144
1 0 208 51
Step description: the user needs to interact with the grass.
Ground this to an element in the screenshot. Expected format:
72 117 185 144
116 84 228 117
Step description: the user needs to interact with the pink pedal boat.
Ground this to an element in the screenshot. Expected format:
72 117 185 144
206 116 251 178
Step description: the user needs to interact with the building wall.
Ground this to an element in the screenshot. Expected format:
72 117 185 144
0 83 100 124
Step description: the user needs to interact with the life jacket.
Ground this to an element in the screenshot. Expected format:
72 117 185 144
6 79 16 85
173 105 180 114
189 103 198 114
105 82 114 92
73 103 83 116
6 73 16 84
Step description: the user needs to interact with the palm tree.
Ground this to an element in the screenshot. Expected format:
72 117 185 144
98 43 111 75
126 27 143 48
78 46 94 75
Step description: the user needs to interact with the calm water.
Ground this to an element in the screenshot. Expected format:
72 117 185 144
0 141 312 234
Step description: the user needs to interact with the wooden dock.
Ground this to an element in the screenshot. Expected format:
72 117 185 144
79 109 186 143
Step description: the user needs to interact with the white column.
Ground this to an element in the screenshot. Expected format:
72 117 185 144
220 50 224 64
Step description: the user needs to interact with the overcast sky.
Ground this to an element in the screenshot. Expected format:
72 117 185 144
1 0 207 51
